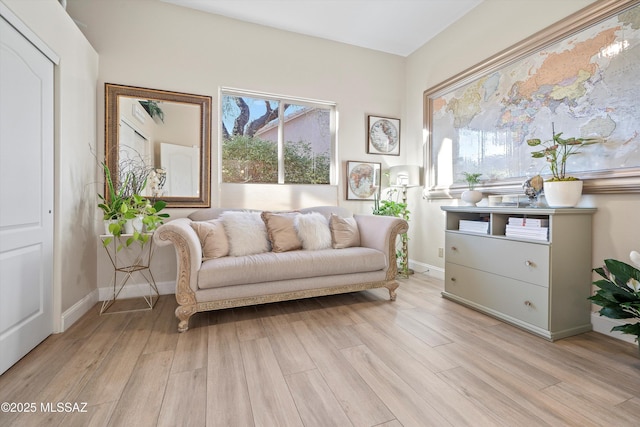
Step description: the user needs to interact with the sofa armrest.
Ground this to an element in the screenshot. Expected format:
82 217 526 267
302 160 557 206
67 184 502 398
155 218 202 301
354 214 408 280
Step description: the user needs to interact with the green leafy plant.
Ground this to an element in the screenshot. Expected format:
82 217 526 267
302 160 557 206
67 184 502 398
527 125 602 181
589 259 640 342
373 198 407 218
139 100 164 122
222 135 330 184
98 162 169 250
97 162 128 222
462 172 482 190
373 189 410 277
120 194 170 247
134 195 169 233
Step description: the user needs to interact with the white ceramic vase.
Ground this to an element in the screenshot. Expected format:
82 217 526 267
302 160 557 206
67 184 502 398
124 216 144 234
461 190 483 206
543 180 583 208
103 220 114 235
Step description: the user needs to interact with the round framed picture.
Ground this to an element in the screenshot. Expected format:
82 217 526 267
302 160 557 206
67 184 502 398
367 115 400 155
346 161 381 200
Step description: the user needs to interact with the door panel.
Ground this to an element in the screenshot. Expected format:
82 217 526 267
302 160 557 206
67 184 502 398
0 16 54 375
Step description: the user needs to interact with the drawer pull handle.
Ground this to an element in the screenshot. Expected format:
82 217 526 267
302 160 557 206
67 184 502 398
525 260 535 267
451 246 458 251
451 277 456 282
524 300 533 307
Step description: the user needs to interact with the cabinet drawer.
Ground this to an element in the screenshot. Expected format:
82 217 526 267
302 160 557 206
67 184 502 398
445 263 549 329
445 232 550 287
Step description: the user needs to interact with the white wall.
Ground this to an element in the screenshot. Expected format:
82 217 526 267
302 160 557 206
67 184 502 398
404 0 639 275
1 0 99 329
66 0 407 287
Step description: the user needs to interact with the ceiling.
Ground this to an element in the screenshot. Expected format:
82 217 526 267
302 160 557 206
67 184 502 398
160 0 483 57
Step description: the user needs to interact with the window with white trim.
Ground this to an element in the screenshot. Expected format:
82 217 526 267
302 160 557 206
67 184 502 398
221 88 336 184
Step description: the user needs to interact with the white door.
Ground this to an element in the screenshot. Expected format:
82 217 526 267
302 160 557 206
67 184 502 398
161 142 199 197
0 15 55 375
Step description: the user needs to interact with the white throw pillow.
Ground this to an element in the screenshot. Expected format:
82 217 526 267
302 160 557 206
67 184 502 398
294 212 332 250
220 211 270 256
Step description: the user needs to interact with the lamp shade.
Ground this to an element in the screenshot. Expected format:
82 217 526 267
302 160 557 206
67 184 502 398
389 165 421 187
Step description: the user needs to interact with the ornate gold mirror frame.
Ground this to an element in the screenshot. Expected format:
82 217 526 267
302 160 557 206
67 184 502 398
105 83 212 207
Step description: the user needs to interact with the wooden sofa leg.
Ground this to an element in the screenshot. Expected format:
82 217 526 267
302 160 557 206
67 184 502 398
175 305 197 333
386 282 399 301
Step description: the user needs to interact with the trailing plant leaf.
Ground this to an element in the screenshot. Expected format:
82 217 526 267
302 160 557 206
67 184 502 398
612 323 640 337
589 258 640 341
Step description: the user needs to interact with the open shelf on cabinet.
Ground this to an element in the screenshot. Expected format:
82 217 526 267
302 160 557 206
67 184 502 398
442 206 595 243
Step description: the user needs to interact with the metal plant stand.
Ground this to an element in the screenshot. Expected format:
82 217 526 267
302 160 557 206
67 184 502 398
99 233 159 314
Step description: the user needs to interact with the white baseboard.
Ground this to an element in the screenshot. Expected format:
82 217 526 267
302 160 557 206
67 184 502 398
409 259 445 280
60 289 98 332
58 282 175 333
98 280 175 301
591 313 638 344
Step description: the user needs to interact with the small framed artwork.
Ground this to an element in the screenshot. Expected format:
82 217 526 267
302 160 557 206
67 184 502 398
346 161 381 200
367 115 400 156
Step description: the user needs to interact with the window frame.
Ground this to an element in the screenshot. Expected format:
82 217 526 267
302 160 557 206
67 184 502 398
219 87 337 185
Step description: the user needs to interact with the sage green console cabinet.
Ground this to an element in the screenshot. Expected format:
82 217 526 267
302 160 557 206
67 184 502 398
440 206 596 341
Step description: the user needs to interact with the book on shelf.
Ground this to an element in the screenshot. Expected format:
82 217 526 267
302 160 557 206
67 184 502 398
505 224 549 241
507 217 549 227
459 219 489 234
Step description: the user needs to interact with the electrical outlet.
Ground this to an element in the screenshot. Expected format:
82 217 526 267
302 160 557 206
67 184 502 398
438 247 444 258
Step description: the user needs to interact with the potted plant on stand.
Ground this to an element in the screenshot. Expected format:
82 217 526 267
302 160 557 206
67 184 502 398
589 253 640 355
527 125 603 207
126 193 169 234
98 162 169 250
461 172 482 206
373 189 411 278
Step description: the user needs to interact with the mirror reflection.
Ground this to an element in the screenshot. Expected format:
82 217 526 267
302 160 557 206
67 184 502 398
105 84 211 208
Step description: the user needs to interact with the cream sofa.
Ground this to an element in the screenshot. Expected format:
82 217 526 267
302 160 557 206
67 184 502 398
155 206 408 332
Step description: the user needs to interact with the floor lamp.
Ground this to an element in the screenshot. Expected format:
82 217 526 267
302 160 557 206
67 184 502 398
388 165 421 277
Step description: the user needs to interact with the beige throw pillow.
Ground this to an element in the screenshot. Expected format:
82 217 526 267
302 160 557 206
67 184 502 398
329 214 360 249
190 219 229 260
261 211 302 253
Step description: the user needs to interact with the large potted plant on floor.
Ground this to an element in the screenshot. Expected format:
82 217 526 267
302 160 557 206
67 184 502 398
527 124 603 207
589 252 640 353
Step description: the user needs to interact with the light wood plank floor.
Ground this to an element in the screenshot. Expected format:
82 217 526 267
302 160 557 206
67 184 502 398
1 274 639 426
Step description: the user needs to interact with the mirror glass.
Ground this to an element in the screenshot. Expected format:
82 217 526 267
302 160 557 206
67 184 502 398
105 83 211 207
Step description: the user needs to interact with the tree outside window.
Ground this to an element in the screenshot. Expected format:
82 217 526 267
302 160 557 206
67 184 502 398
221 91 334 184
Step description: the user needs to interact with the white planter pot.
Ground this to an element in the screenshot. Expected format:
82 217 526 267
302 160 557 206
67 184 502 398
543 180 583 208
103 219 117 235
461 190 483 206
124 216 144 234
